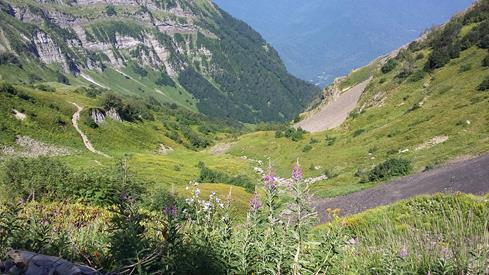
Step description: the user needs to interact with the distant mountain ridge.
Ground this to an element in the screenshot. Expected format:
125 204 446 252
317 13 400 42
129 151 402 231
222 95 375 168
213 0 475 86
0 0 320 122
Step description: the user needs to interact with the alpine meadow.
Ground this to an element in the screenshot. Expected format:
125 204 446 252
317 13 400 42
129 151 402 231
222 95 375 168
0 0 488 274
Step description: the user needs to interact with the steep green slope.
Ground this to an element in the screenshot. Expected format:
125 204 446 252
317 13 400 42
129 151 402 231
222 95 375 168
0 81 257 199
0 0 320 122
228 0 489 197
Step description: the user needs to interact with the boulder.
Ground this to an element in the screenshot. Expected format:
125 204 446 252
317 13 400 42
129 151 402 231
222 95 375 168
0 250 102 275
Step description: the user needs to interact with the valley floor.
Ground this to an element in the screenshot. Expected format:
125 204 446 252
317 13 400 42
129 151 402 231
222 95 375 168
315 152 489 222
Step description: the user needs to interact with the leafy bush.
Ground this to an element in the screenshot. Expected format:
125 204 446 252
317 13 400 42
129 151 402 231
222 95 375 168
275 127 305 141
458 64 472 73
478 76 489 91
302 145 312 152
155 72 176 87
0 52 22 68
105 4 117 16
274 130 284 138
197 162 254 192
381 59 398 74
397 62 414 79
325 135 337 146
86 115 99 128
353 128 365 137
409 70 426 82
1 157 72 201
425 48 452 71
100 93 153 122
367 158 412 182
1 163 488 274
35 84 56 92
56 72 70 84
482 53 489 67
131 64 148 77
1 158 145 206
0 82 17 95
180 125 211 149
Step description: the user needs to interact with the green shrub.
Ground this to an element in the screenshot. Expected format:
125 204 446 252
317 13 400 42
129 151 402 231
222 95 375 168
275 127 305 141
275 130 284 138
397 63 414 79
482 54 489 67
478 76 489 91
1 157 72 201
425 47 452 71
309 138 319 144
0 52 22 68
197 162 254 192
303 145 312 152
86 114 99 128
353 128 365 137
154 72 176 87
409 70 426 82
368 158 412 182
100 93 153 122
105 4 117 16
132 64 148 77
109 198 148 267
293 115 301 123
56 72 70 85
1 158 145 205
459 64 472 73
323 168 339 179
381 59 398 74
325 135 337 146
35 84 56 92
0 82 17 95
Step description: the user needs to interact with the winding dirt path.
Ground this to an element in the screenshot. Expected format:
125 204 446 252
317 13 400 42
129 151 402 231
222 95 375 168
71 103 109 158
296 78 371 133
315 153 489 222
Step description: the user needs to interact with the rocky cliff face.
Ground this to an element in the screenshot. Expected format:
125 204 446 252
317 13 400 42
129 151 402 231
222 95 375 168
0 0 320 122
3 0 203 74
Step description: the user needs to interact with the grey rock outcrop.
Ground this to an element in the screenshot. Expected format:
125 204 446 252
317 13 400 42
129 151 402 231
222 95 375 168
32 31 70 71
0 250 102 275
106 108 122 121
0 136 72 158
4 0 202 75
90 108 106 124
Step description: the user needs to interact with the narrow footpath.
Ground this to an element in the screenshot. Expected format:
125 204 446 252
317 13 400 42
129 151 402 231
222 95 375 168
71 102 109 158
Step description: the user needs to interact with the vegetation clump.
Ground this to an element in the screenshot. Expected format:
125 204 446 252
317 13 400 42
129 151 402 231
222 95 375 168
482 53 489 67
275 127 305 141
381 59 398 74
1 161 487 274
100 92 153 122
197 162 254 192
367 158 412 182
478 76 489 91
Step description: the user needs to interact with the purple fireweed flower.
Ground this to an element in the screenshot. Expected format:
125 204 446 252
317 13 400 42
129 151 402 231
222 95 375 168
262 163 277 192
163 205 177 218
399 246 408 258
248 193 261 212
292 159 302 181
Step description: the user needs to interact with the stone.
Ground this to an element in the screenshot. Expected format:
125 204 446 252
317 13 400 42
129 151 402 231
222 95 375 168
1 250 102 275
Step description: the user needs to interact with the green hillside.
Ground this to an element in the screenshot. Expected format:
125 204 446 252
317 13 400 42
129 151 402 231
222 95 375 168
228 1 489 197
0 0 488 273
0 0 320 122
